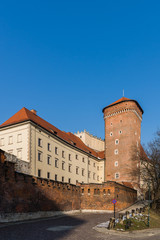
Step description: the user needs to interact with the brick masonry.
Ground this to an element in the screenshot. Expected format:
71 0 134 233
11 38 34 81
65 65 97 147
103 100 143 187
0 149 137 215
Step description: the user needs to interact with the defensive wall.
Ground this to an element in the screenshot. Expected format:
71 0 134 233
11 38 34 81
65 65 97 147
0 149 137 221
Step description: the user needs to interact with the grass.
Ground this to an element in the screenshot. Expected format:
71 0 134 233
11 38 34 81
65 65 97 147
115 209 160 231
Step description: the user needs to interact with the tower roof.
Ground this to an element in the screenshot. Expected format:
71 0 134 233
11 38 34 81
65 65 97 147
0 107 104 160
102 97 144 114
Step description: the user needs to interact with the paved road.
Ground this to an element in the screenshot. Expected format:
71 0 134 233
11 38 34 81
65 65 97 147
0 212 160 240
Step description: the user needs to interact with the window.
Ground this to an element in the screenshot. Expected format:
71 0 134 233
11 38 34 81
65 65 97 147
76 166 79 175
38 151 42 161
88 189 90 195
47 143 51 151
55 158 59 168
88 160 90 165
38 138 42 147
55 147 58 155
119 130 122 134
38 169 41 177
69 154 71 161
82 157 85 163
62 150 65 158
55 174 57 181
62 161 65 170
17 149 22 159
115 139 119 145
108 189 111 195
82 168 85 176
47 172 50 179
114 149 118 155
81 188 84 195
97 166 99 171
93 173 96 180
93 162 95 167
47 155 51 165
103 189 106 195
88 171 91 178
76 154 78 160
0 138 4 146
111 122 112 126
17 134 22 143
115 161 118 167
97 175 99 181
62 176 64 182
68 178 71 184
68 164 72 173
9 136 13 144
8 149 13 154
110 132 113 136
115 173 120 179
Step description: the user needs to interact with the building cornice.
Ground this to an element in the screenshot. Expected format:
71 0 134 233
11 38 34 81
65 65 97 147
104 108 142 121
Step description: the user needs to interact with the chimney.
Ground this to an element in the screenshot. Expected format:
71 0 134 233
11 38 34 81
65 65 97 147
30 109 37 115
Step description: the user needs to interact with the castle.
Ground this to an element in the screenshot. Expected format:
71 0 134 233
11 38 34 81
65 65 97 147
0 97 143 190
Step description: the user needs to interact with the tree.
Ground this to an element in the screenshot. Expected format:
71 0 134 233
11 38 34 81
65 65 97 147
131 130 160 209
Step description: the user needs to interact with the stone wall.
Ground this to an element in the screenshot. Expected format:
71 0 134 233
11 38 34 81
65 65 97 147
4 152 31 175
0 149 137 215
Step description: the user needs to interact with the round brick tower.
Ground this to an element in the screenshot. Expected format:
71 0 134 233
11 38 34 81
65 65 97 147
102 97 143 188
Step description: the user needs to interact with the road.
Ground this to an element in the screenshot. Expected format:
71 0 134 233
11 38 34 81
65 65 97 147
0 212 160 240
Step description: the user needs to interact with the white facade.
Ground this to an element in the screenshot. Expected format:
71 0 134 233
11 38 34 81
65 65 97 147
75 130 105 152
0 121 105 185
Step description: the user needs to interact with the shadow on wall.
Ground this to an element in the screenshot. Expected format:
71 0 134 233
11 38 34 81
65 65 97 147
0 151 81 214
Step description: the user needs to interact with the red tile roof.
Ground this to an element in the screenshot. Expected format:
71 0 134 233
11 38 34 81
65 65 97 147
0 108 104 160
102 97 144 114
108 97 130 107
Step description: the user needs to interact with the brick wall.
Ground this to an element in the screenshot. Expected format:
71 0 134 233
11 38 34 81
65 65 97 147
103 100 143 185
80 182 137 211
0 149 137 214
0 150 80 213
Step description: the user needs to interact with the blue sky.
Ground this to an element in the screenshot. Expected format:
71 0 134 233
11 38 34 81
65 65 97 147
0 0 160 145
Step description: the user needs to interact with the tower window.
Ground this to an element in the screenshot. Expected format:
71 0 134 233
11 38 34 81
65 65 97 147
114 149 118 155
119 130 122 134
115 139 119 145
115 161 118 167
111 122 112 126
110 132 113 136
115 173 120 179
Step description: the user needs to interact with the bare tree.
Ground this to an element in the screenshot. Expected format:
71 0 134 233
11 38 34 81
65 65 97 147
131 130 160 209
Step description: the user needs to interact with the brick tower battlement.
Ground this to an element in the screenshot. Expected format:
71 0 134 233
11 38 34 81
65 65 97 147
103 97 143 187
